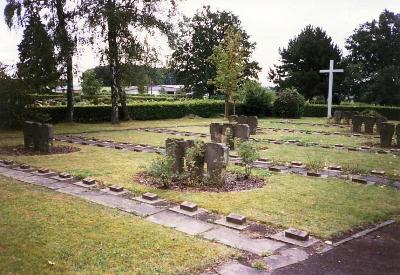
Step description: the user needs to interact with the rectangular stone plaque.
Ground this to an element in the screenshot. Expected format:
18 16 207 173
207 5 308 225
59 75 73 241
285 228 309 241
180 201 198 212
226 213 246 225
109 185 124 192
142 192 158 201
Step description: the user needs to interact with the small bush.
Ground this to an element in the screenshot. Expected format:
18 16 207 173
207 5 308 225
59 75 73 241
147 155 176 188
236 140 259 178
184 140 205 185
273 88 305 118
241 81 274 116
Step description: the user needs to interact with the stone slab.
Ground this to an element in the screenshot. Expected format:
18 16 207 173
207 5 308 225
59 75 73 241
202 227 285 255
169 205 206 217
214 218 249 230
216 261 268 275
73 181 98 189
57 185 88 195
270 231 319 248
146 210 215 235
133 196 166 205
50 175 77 183
264 248 309 270
100 188 129 196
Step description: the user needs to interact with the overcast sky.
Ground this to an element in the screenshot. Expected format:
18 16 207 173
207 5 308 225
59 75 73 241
1 0 399 85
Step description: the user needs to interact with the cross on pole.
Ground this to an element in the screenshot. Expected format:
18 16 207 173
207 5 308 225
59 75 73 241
320 60 343 118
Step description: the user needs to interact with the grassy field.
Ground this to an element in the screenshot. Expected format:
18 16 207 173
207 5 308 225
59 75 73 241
0 176 233 274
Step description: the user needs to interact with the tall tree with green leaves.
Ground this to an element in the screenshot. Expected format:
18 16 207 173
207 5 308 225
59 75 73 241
345 10 400 105
208 28 245 117
17 14 59 92
80 0 177 124
269 25 343 101
4 0 78 121
81 70 102 98
170 5 260 98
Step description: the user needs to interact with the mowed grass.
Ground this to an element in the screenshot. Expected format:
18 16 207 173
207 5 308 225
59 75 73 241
1 142 400 239
0 176 234 274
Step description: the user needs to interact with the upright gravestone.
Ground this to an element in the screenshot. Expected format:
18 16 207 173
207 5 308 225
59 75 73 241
333 111 342 124
247 116 258 135
342 111 352 124
233 124 250 141
352 115 363 133
166 138 189 173
38 123 54 152
237 115 248 125
23 121 34 149
396 124 400 147
204 142 229 182
364 116 376 134
379 122 395 148
376 117 387 134
210 123 223 143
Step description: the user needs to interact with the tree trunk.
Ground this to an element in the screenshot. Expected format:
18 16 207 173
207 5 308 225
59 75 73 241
115 61 130 121
66 54 74 122
107 0 119 124
224 99 229 118
55 0 74 122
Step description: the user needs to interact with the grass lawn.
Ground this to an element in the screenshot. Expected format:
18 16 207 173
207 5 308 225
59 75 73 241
0 176 233 274
1 117 400 239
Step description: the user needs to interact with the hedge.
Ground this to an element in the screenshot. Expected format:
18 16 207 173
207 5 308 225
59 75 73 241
304 104 400 120
34 100 229 123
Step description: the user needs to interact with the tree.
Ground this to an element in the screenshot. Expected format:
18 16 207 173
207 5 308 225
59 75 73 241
208 28 245 117
80 0 177 123
170 5 260 98
81 70 102 98
269 25 343 101
345 10 400 105
4 0 78 121
17 15 59 92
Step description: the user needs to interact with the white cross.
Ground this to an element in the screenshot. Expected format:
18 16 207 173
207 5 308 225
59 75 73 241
320 60 344 118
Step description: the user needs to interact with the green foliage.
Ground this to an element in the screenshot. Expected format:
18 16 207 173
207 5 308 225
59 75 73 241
269 25 342 101
81 70 102 98
184 140 205 185
170 5 260 98
274 88 306 118
33 100 228 123
148 155 175 188
17 15 59 92
241 80 275 116
236 140 259 178
345 10 400 105
359 110 386 120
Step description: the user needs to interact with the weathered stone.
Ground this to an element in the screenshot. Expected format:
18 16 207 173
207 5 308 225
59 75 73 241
23 121 35 149
396 124 400 147
333 110 342 124
352 176 368 184
180 201 198 212
204 142 229 180
142 192 158 201
222 123 235 149
371 170 385 176
226 213 246 225
291 161 303 167
109 184 124 192
307 171 321 177
38 167 50 173
379 122 395 148
233 124 250 141
216 261 268 275
237 115 248 125
247 116 258 135
342 111 352 124
364 116 376 134
328 165 342 171
228 115 238 123
59 172 71 179
166 138 189 173
285 228 309 241
352 115 363 133
376 117 388 134
210 123 223 143
264 248 309 271
19 164 31 169
82 177 96 185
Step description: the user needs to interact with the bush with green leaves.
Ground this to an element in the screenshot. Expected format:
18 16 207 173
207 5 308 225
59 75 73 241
147 155 176 188
236 140 259 178
241 80 274 116
184 140 205 185
273 88 305 118
81 71 102 99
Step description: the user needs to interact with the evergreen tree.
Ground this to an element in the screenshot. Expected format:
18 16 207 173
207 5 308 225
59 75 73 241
17 15 59 92
170 5 260 98
345 10 400 105
269 25 342 101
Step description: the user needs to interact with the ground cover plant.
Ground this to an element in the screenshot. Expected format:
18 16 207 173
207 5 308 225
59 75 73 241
1 117 400 239
0 176 233 274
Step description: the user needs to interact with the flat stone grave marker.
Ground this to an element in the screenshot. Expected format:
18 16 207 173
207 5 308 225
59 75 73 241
269 166 288 173
74 177 97 188
170 201 205 217
285 228 309 241
51 172 76 182
348 147 360 151
15 164 35 172
334 144 344 148
351 176 368 184
31 167 56 177
290 161 304 167
307 171 322 177
101 185 128 195
371 170 385 176
133 192 166 205
327 165 342 171
271 230 319 248
215 213 248 230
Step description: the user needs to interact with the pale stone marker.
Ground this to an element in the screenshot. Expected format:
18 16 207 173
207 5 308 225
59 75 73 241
320 60 344 118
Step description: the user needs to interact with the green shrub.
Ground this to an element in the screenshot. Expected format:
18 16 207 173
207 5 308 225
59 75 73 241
236 140 259 178
147 155 176 188
184 140 205 186
273 88 305 118
241 81 274 116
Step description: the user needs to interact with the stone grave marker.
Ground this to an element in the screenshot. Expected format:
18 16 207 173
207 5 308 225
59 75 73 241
352 115 363 133
210 123 223 143
396 124 400 146
379 122 395 147
364 116 376 134
228 115 238 123
204 142 229 181
333 110 342 124
284 228 309 241
247 116 258 135
343 111 352 124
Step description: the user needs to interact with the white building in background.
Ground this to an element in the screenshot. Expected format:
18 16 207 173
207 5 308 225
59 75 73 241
125 85 184 95
54 86 82 94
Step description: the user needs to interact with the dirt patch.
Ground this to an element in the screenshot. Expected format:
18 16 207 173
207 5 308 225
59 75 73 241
134 172 266 192
0 145 80 156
